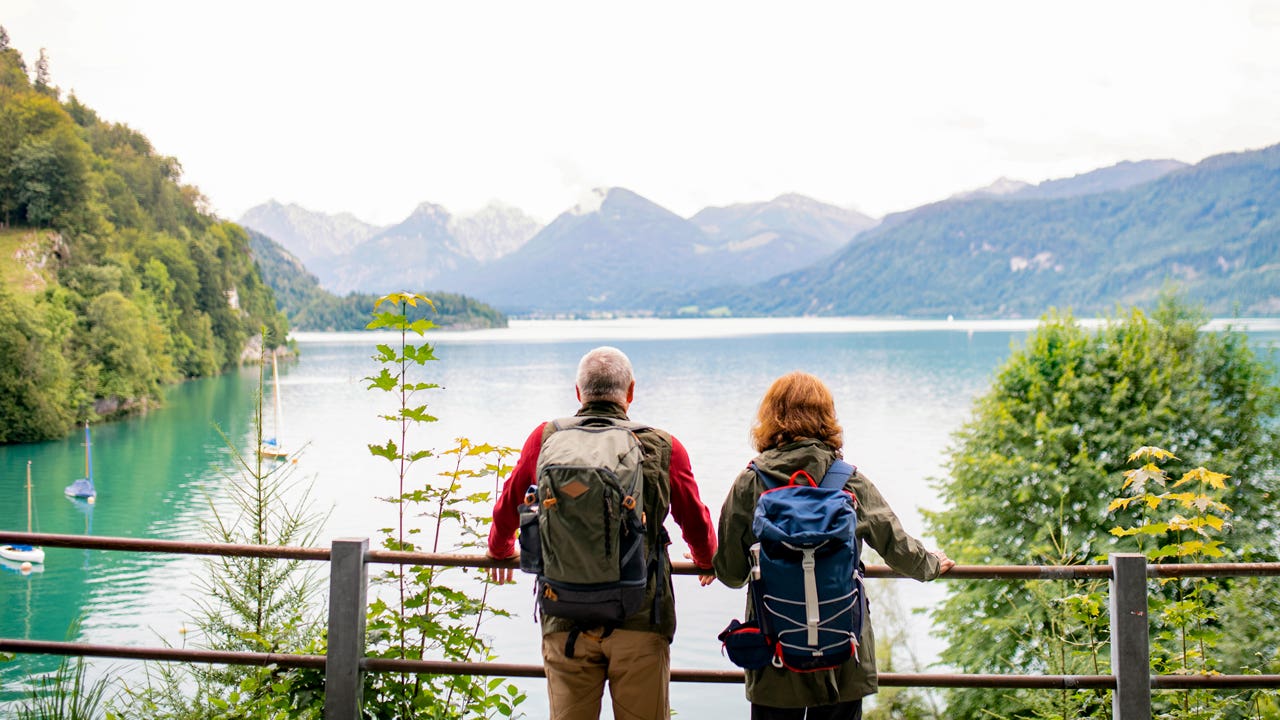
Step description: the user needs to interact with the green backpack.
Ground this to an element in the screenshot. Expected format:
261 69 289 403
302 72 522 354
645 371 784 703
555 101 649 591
518 416 650 629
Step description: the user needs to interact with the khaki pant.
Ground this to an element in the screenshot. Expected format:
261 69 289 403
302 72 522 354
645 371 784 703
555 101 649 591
542 628 671 720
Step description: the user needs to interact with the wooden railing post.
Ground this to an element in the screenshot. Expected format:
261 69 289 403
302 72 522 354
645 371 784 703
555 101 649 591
1110 553 1150 720
325 537 369 720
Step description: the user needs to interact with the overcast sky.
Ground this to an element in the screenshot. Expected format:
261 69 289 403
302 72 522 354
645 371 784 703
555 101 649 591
5 1 1280 225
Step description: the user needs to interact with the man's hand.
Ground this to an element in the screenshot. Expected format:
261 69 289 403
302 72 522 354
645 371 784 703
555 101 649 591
487 550 519 584
932 549 956 574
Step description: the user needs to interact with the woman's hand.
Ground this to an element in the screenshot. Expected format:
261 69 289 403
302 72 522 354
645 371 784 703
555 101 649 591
932 549 956 574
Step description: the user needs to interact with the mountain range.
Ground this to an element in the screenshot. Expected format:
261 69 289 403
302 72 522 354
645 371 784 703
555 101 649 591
673 147 1279 318
239 147 1279 318
240 190 876 313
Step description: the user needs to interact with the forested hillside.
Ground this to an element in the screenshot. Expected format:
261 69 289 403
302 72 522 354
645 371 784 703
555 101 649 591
0 36 287 442
247 229 507 330
668 144 1280 318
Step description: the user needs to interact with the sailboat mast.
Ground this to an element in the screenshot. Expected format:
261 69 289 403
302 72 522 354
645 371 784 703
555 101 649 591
26 461 33 533
272 352 283 441
85 422 93 484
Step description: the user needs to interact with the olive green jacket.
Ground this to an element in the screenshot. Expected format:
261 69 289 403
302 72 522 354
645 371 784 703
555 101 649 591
712 439 941 708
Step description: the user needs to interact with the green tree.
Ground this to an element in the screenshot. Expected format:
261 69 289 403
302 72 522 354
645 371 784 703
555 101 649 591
0 286 75 441
925 296 1280 718
11 123 89 227
33 48 51 94
83 290 160 405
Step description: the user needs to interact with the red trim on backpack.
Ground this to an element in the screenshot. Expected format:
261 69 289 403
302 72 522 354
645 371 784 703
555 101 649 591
789 469 819 487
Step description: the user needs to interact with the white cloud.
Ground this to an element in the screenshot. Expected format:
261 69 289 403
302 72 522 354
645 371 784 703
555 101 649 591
570 188 608 217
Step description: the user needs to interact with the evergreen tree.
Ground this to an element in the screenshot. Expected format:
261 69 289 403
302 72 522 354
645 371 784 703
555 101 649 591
34 47 51 93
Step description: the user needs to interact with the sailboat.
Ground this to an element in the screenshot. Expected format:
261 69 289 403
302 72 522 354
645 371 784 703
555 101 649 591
260 352 288 461
1 461 46 565
65 422 97 500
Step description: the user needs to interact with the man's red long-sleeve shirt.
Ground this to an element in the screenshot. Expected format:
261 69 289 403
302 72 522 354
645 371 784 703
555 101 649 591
488 417 717 569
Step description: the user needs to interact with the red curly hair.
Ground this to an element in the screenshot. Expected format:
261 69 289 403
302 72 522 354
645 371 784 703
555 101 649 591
750 371 844 454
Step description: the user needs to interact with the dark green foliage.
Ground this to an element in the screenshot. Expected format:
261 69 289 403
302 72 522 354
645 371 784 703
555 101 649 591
924 296 1280 718
246 228 507 330
83 290 159 401
0 285 75 441
0 36 288 442
11 122 90 227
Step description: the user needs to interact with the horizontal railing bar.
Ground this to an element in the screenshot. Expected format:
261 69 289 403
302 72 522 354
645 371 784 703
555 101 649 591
363 657 746 683
1147 563 1280 578
7 639 1280 690
10 531 1280 582
0 532 331 561
0 638 1105 687
10 532 1280 579
1152 675 1280 689
879 673 1115 689
0 638 326 669
877 565 1115 580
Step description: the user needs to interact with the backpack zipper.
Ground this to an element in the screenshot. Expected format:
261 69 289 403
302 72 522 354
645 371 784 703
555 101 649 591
603 492 613 558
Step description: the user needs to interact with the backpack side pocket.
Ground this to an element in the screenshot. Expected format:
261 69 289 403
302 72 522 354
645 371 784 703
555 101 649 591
717 619 774 670
518 486 543 575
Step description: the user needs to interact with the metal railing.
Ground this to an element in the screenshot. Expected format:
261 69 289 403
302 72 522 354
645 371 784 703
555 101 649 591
3 531 1280 719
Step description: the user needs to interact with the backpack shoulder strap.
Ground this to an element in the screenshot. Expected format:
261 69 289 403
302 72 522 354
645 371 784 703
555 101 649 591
818 459 856 490
748 462 778 489
751 459 856 490
546 416 649 435
540 418 568 443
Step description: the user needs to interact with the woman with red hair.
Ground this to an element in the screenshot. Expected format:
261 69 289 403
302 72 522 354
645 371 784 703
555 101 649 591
714 372 954 720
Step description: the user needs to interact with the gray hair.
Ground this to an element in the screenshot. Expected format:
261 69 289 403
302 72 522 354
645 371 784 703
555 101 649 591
576 346 634 403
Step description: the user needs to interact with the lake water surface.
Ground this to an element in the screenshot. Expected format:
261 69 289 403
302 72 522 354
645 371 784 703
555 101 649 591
3 317 1278 716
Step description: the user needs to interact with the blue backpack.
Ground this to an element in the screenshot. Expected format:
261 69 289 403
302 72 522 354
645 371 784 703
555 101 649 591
720 459 864 672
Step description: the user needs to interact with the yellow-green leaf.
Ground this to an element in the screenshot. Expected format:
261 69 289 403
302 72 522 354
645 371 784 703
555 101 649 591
1128 446 1179 463
1176 466 1230 490
1176 540 1206 557
1108 497 1137 512
1123 464 1167 493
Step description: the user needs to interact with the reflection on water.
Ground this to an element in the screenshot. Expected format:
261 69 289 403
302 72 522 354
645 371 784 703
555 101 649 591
0 373 254 700
2 318 1276 716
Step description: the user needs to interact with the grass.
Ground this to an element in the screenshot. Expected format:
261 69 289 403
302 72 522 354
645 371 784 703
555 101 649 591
12 655 115 720
0 226 52 296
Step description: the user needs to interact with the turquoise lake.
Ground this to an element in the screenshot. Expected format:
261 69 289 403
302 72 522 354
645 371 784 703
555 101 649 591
3 317 1278 716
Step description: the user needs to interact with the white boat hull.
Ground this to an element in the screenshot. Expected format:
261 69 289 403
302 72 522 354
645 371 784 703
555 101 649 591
260 444 288 460
0 544 45 564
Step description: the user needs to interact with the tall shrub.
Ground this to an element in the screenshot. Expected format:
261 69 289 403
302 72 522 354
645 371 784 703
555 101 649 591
361 293 524 719
925 296 1280 718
